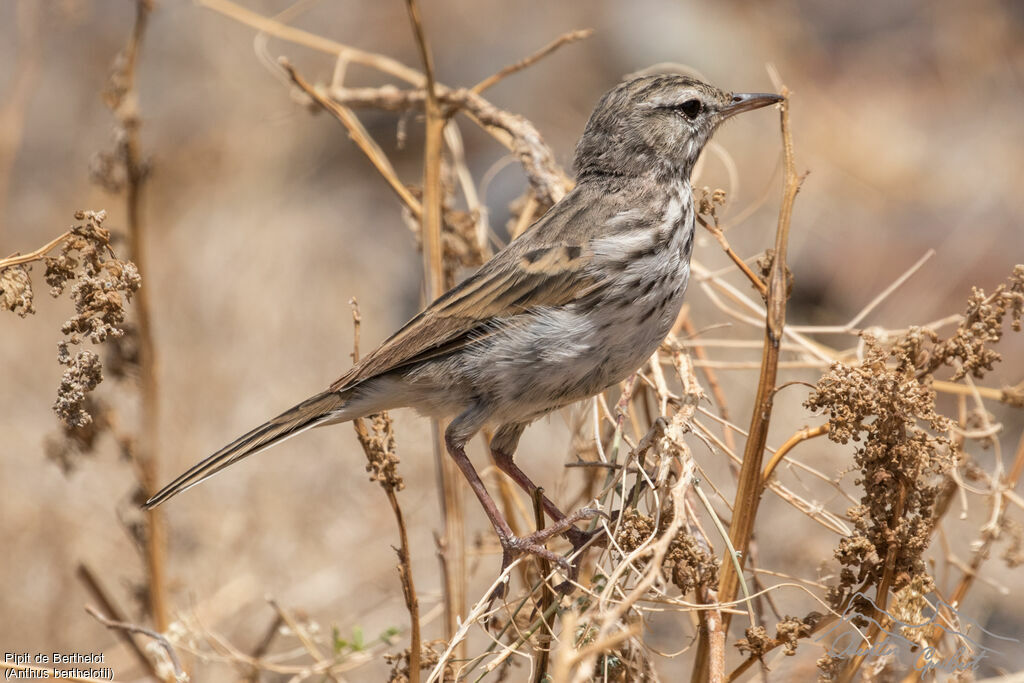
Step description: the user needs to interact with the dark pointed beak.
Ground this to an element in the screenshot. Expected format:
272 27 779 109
721 92 784 119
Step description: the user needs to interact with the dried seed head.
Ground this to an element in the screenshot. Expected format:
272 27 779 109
0 264 35 317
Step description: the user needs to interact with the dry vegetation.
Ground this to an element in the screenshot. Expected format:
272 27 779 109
2 1 1023 682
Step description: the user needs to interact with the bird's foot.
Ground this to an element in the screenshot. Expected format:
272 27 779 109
487 507 608 602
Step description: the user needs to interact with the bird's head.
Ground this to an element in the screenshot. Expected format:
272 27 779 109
573 74 783 181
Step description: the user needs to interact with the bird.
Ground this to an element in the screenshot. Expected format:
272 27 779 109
145 74 782 583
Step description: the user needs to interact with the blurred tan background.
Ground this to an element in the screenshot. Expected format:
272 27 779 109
2 0 1022 679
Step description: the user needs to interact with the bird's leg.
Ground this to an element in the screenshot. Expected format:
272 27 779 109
443 433 574 587
490 447 605 554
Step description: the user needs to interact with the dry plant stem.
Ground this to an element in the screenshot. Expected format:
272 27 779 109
838 483 907 683
328 84 569 205
727 627 830 682
481 599 563 677
903 431 1024 681
350 301 421 682
573 445 696 682
681 319 738 458
279 60 423 218
761 423 828 485
532 488 553 683
202 0 571 203
113 0 168 635
696 215 767 298
471 29 594 94
245 613 284 683
0 230 71 269
406 0 444 299
427 561 523 683
403 0 466 649
697 585 726 683
698 90 801 681
728 598 855 681
932 379 1020 405
689 485 726 683
76 564 159 679
200 0 425 84
85 605 184 679
693 480 756 628
266 598 341 683
365 420 422 683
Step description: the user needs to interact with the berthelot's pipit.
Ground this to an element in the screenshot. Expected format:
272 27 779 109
146 74 782 583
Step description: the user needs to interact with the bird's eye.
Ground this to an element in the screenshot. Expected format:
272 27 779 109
676 99 702 119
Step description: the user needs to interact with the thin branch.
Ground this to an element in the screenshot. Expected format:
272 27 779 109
403 0 466 653
761 424 829 485
279 59 423 218
696 215 767 297
86 605 185 679
199 0 425 84
107 0 169 635
905 430 1024 680
532 488 554 683
933 379 1023 406
349 299 421 683
76 564 159 679
0 230 71 269
327 84 569 204
202 0 569 203
471 29 593 94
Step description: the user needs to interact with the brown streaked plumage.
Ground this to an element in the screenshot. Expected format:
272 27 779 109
145 74 782 588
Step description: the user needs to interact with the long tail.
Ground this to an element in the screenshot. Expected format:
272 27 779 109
143 390 347 509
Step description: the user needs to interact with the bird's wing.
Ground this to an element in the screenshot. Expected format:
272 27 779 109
330 188 615 391
330 241 598 390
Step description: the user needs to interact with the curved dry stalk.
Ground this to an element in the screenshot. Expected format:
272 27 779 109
280 60 423 218
86 605 184 679
761 423 829 484
77 564 160 679
0 230 71 269
471 29 594 94
697 86 803 681
696 214 767 297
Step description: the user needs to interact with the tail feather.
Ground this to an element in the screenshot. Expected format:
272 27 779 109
143 390 347 509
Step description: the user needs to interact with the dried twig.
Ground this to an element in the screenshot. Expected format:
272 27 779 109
696 214 767 298
0 230 72 269
85 605 185 680
327 84 570 205
280 60 423 218
349 299 422 683
532 488 554 683
471 29 594 94
402 0 467 649
695 85 803 681
76 564 160 679
761 423 829 485
100 0 169 634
